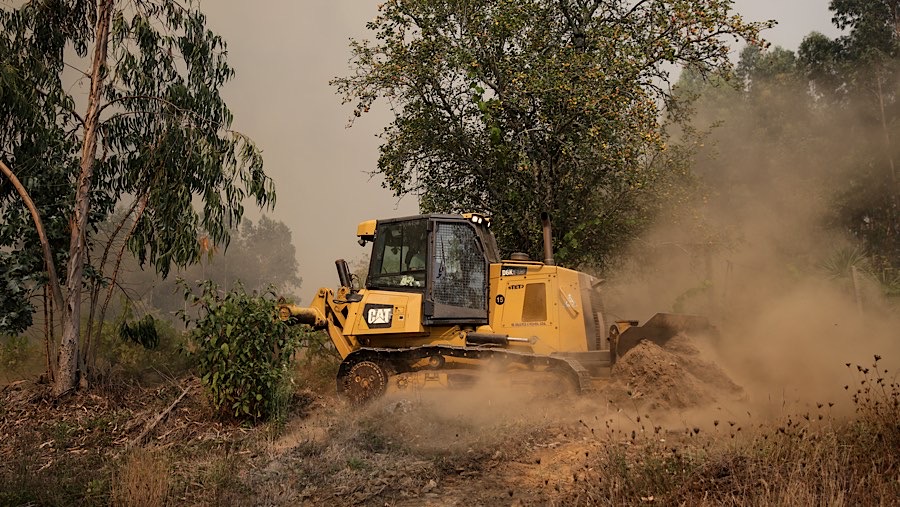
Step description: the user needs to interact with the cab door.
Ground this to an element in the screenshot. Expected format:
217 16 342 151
424 219 488 325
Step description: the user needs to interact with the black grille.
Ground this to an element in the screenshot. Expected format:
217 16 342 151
433 223 486 310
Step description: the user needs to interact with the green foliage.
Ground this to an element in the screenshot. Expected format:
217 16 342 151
333 0 768 268
103 1 275 276
821 246 872 280
181 281 302 422
0 252 38 334
93 313 190 383
0 0 76 335
119 315 160 349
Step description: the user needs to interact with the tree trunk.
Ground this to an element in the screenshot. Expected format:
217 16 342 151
0 159 65 383
54 0 114 396
876 75 898 188
43 285 57 382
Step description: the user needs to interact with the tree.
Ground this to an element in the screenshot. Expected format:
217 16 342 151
672 45 829 232
798 0 900 267
130 216 303 318
333 0 768 267
229 216 302 295
0 1 274 395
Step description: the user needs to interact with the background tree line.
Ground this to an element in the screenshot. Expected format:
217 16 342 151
675 0 900 295
335 0 898 295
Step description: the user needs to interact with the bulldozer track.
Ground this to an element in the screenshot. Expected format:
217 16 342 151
337 345 593 398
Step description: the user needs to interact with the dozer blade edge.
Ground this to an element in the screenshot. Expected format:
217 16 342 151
613 312 713 360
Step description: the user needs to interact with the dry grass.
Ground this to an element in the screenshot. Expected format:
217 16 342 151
559 356 900 506
290 345 341 394
241 387 572 504
2 356 897 506
111 447 171 507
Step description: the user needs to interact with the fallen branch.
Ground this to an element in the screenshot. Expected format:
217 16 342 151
128 386 189 449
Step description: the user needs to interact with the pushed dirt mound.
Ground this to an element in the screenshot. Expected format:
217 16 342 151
610 334 743 410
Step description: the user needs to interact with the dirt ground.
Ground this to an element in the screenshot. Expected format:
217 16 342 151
0 335 790 506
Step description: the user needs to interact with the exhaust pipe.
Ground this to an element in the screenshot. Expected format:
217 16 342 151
335 258 352 288
541 212 555 266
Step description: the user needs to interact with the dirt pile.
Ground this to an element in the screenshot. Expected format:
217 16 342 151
609 334 743 410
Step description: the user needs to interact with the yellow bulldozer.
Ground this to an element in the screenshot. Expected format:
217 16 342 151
278 212 709 402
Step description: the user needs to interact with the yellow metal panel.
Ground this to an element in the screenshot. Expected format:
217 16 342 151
487 262 592 355
489 263 560 354
345 290 426 336
356 219 376 239
554 267 590 353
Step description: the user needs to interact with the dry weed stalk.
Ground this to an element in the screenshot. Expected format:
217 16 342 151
556 356 900 505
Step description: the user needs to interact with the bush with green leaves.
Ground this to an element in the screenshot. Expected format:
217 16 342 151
93 313 190 384
181 281 302 422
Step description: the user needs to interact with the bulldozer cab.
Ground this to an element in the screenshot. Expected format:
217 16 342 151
363 214 500 326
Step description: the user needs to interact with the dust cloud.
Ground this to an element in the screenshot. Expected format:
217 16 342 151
358 370 609 456
601 91 900 415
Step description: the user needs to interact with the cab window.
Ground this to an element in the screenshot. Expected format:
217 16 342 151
368 219 428 288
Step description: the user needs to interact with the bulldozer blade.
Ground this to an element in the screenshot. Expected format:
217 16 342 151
614 313 712 361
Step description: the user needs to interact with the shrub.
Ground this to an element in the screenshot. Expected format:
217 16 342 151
119 315 161 349
93 313 191 384
181 281 301 422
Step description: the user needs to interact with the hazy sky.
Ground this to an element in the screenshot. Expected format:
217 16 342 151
200 1 843 297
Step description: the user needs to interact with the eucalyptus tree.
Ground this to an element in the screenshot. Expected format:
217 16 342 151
333 0 768 267
0 0 274 395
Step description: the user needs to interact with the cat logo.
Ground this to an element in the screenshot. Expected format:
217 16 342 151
364 304 393 329
368 308 392 324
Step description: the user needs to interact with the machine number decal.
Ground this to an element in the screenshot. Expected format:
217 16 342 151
500 265 528 277
364 304 393 328
495 295 505 305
